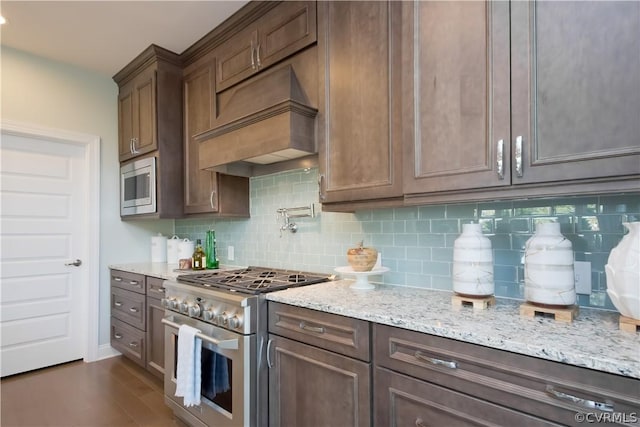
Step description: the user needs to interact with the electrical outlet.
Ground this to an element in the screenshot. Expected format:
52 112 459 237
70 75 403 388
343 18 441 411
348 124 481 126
227 246 235 261
574 261 592 295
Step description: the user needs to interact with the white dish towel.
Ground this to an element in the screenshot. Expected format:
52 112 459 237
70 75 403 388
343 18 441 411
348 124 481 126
174 324 202 407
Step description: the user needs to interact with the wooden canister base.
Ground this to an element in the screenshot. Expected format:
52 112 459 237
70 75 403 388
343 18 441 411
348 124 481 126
520 302 578 322
452 294 495 310
619 315 640 333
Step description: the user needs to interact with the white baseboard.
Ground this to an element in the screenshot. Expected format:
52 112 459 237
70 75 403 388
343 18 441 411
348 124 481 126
95 344 121 361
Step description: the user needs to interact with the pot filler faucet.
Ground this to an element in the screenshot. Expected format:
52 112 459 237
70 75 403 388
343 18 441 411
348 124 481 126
276 204 315 237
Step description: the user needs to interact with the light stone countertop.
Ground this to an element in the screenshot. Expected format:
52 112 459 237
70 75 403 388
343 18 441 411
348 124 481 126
266 279 640 380
109 262 240 280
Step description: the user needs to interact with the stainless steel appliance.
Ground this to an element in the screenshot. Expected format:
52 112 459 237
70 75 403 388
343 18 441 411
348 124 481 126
161 267 330 427
120 156 156 216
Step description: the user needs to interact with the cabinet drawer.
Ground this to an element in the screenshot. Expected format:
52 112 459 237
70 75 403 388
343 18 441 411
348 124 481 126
111 286 146 330
375 366 559 427
268 302 370 361
111 317 145 367
146 276 166 299
110 269 145 294
374 324 640 426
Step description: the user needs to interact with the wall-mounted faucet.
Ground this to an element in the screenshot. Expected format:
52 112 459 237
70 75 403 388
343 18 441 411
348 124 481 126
276 204 315 237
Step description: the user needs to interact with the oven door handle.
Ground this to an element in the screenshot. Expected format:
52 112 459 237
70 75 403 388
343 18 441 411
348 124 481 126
162 317 239 350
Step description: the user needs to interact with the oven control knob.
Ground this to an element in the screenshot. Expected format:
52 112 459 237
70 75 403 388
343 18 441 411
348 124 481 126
179 302 189 314
216 313 228 326
228 315 242 329
161 298 170 309
202 310 215 322
188 305 201 318
170 299 180 310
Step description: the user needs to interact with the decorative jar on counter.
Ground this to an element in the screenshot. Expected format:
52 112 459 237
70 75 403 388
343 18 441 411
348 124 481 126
605 221 640 320
524 222 575 306
452 223 494 297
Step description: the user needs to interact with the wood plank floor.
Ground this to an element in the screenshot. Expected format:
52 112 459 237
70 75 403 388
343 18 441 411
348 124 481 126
0 356 188 427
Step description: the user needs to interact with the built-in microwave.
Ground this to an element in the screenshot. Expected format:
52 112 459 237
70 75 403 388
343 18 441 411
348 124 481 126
120 156 156 216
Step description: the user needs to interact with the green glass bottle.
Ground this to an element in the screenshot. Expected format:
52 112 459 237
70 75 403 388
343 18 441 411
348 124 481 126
205 230 219 269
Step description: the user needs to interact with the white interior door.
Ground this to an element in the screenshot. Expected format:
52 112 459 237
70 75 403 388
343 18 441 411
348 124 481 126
1 129 94 377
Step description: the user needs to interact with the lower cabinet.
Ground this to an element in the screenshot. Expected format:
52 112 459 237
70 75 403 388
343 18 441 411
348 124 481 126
268 302 371 427
110 269 166 379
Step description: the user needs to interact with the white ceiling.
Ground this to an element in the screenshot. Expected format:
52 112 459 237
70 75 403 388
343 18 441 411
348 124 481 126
0 1 249 77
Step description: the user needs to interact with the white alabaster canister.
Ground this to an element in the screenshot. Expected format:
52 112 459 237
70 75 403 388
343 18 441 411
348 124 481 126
452 223 494 297
605 222 640 320
524 222 576 306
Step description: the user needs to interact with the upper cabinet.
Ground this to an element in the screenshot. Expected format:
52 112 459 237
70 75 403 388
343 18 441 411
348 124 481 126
114 45 182 163
317 1 404 206
404 0 640 202
182 56 250 217
214 1 317 92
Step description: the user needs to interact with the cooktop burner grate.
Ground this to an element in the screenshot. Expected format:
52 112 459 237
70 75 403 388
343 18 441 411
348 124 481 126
176 266 330 295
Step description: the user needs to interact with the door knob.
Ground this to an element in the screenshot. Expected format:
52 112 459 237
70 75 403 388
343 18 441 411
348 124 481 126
65 259 82 267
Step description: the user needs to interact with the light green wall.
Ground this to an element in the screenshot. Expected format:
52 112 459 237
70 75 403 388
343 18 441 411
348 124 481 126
1 46 173 349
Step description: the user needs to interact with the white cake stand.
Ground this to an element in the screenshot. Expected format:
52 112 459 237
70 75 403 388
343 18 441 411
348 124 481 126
335 266 389 290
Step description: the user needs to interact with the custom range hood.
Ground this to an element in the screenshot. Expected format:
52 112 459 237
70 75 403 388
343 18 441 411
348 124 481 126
196 65 318 177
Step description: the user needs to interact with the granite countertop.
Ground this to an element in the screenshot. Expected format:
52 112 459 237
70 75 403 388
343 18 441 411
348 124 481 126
266 279 640 379
109 262 240 280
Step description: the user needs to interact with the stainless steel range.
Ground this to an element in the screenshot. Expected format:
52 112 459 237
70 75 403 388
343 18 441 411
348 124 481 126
161 267 330 427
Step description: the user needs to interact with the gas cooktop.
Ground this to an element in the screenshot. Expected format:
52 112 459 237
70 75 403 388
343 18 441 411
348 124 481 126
176 266 330 295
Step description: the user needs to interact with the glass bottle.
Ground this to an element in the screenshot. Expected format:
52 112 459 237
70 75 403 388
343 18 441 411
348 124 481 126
191 239 206 270
205 230 219 269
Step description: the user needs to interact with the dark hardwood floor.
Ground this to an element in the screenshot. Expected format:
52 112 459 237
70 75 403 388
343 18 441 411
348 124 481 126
0 356 187 427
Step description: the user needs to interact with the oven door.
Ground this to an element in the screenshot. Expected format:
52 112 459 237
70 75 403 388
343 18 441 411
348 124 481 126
163 312 255 427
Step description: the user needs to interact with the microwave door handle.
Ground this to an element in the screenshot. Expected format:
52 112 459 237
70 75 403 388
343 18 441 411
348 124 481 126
161 317 239 350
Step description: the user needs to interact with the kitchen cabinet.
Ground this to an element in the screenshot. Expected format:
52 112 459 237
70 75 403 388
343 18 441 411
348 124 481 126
145 277 166 379
268 302 371 427
214 1 317 93
110 269 167 377
403 0 640 202
114 45 184 219
317 1 404 208
374 324 640 427
182 56 250 217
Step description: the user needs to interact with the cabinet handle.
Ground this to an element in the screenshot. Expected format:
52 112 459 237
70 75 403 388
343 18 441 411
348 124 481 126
318 174 325 201
114 301 123 307
256 43 262 68
155 288 166 294
414 351 457 369
415 418 427 427
132 137 140 154
546 385 614 412
496 139 504 180
129 280 140 287
129 307 139 313
515 135 523 177
250 41 256 70
299 321 325 334
128 342 139 348
114 277 123 282
129 138 134 155
210 190 216 209
266 339 274 369
114 333 123 339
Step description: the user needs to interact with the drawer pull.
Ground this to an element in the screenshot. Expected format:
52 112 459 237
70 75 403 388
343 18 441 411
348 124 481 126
414 351 457 370
546 385 614 412
129 307 139 313
113 277 123 282
415 418 426 427
129 342 139 348
299 321 325 334
114 333 123 339
114 301 123 307
129 280 140 286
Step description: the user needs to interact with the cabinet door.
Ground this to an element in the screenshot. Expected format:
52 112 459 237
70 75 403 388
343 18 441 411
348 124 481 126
511 1 640 184
403 1 511 194
118 81 135 161
374 367 559 427
257 1 317 70
132 67 157 157
318 1 403 204
183 58 218 214
216 26 259 92
145 296 164 379
269 334 371 427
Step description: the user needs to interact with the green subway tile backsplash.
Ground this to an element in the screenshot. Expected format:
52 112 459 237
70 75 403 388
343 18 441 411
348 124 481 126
175 167 640 311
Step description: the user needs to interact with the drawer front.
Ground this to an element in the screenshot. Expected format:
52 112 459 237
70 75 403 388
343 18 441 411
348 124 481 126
268 302 370 361
111 317 145 367
374 367 559 427
374 324 640 426
146 276 166 299
111 286 146 330
110 269 145 294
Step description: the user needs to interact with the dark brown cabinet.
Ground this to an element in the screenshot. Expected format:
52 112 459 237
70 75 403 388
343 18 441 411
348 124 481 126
268 302 371 427
117 66 156 162
214 1 317 92
404 0 640 202
145 277 166 379
182 56 250 217
374 324 640 427
317 1 403 207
